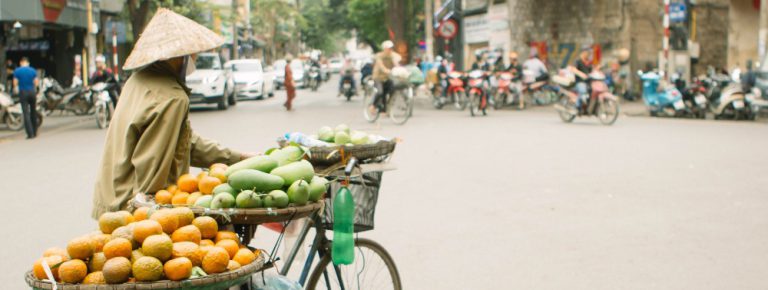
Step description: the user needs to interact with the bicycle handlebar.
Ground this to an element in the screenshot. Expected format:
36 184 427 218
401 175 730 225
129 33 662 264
344 157 358 177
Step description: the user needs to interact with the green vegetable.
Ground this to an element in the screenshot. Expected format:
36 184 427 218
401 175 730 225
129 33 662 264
235 190 262 208
334 131 351 145
264 190 289 208
270 160 315 185
193 195 213 208
318 126 335 142
269 146 304 166
225 155 279 176
308 176 329 202
228 169 285 192
287 180 310 206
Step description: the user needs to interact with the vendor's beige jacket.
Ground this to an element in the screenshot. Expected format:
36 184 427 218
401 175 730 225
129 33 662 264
92 69 241 218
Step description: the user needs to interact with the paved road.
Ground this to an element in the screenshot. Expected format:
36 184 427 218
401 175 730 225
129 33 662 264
1 76 767 289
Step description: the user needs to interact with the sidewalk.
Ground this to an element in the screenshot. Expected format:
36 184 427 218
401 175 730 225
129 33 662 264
0 114 93 142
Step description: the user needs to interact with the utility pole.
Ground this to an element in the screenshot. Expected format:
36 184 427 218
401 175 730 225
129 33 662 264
760 0 768 62
425 0 434 61
232 0 239 60
85 0 96 86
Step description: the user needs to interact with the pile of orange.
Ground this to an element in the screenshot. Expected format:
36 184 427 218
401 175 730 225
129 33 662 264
31 207 262 285
156 163 228 206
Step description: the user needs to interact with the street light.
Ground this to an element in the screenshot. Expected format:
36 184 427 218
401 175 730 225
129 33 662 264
13 21 22 29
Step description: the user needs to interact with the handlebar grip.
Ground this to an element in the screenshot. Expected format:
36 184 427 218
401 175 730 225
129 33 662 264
344 157 358 177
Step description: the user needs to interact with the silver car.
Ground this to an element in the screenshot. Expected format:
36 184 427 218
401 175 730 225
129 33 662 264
225 59 275 100
186 53 235 110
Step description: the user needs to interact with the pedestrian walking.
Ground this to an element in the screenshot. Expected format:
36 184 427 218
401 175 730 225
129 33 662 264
91 9 251 218
13 57 38 139
284 54 296 111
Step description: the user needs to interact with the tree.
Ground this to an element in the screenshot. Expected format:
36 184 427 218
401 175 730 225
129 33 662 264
251 0 302 61
347 0 387 51
125 0 209 42
127 0 152 41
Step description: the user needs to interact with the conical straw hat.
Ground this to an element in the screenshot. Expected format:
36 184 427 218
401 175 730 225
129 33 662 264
123 8 224 70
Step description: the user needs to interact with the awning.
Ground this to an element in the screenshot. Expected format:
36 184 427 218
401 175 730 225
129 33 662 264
0 0 93 29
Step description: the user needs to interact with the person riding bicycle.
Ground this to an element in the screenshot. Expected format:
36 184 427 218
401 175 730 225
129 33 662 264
338 58 357 96
569 47 593 109
371 40 401 113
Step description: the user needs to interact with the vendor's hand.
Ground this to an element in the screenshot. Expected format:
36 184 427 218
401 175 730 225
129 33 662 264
240 152 259 160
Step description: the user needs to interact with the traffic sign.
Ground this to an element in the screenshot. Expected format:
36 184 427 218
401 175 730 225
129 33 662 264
437 19 458 40
670 2 686 23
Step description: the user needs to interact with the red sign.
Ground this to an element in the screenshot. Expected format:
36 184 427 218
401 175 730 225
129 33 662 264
41 0 67 23
437 19 458 40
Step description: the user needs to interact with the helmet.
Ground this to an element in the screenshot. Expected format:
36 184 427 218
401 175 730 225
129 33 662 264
436 55 443 62
95 55 106 63
381 40 394 49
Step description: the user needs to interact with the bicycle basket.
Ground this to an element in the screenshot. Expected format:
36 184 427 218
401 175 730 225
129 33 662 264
324 171 382 233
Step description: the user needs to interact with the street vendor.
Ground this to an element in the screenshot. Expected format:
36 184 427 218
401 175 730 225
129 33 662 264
92 9 249 218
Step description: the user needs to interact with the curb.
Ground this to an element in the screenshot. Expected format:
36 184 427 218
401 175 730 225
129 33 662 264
0 115 94 143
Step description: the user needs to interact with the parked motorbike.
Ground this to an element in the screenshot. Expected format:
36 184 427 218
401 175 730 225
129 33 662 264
702 73 752 120
466 70 489 117
680 77 709 119
638 70 687 117
308 67 321 91
745 87 768 120
38 77 91 116
433 71 467 110
492 72 523 110
555 70 620 125
0 85 43 131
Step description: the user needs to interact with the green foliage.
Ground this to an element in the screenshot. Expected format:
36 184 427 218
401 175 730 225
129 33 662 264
347 0 388 50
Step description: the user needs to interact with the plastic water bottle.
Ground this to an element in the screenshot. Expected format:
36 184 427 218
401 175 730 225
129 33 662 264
332 187 355 265
284 132 330 147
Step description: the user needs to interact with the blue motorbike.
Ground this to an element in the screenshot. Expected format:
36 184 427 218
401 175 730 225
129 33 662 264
638 70 688 117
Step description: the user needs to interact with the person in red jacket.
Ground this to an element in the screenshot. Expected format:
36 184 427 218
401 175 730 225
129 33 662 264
284 55 295 111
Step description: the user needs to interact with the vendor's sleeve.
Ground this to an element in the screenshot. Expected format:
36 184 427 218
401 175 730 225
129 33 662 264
131 97 187 194
190 132 243 167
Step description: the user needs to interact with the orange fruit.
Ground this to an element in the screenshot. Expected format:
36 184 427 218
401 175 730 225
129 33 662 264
33 255 65 280
130 249 146 264
172 225 202 244
58 259 88 283
133 220 163 244
198 246 214 259
132 256 164 282
196 171 209 181
89 252 107 272
186 192 203 206
200 239 215 247
215 231 239 244
103 238 133 259
150 209 179 235
210 163 228 171
172 192 190 205
233 248 256 266
110 225 138 250
98 212 126 234
155 190 173 205
90 234 112 252
192 217 218 239
215 239 239 259
172 242 203 266
141 234 173 262
177 174 198 193
133 207 150 221
198 176 222 194
202 247 229 274
82 271 106 284
67 236 95 260
171 207 195 227
116 211 135 224
164 257 193 281
227 260 241 271
167 185 179 194
209 169 228 183
43 247 69 259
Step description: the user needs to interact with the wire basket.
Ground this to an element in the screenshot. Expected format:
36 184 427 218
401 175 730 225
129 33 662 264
323 171 382 233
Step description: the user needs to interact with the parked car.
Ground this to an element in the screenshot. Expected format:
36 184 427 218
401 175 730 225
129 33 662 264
329 58 343 74
224 59 275 100
274 59 306 89
186 52 234 110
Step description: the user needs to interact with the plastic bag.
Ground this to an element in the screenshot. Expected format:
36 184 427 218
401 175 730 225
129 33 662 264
253 274 302 290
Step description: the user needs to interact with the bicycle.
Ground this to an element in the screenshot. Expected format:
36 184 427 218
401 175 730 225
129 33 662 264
247 157 402 289
363 78 414 125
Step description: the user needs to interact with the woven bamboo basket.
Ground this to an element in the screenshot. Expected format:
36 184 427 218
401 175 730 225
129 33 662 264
278 139 396 166
26 252 266 290
130 193 323 225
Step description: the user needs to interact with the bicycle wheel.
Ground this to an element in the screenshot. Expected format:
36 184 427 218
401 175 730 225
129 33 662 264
453 91 467 110
305 238 402 290
389 89 411 125
363 91 380 123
